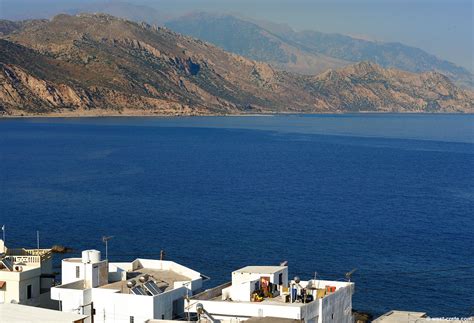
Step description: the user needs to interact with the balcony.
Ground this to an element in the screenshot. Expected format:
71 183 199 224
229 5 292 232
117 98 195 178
5 248 52 264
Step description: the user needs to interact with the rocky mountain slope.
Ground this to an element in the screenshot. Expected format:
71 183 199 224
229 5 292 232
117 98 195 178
0 14 472 116
166 13 473 88
166 13 350 75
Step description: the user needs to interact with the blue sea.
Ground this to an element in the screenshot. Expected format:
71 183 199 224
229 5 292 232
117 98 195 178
1 114 473 317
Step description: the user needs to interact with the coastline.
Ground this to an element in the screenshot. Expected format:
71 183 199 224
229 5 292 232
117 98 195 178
1 110 472 119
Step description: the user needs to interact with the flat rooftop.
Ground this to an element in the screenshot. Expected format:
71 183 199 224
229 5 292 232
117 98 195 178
101 267 191 294
373 311 474 323
234 266 287 274
0 260 40 272
62 258 83 263
185 318 299 323
192 279 349 306
55 280 87 290
206 294 305 307
0 303 87 322
192 282 305 307
373 311 428 322
247 318 300 323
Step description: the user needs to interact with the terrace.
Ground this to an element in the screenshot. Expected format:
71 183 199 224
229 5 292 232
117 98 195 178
5 248 52 264
191 279 349 305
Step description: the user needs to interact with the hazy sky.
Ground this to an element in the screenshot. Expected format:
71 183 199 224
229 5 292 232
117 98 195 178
1 0 472 70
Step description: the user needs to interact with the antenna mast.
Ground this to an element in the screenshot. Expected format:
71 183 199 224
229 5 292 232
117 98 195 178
102 236 113 260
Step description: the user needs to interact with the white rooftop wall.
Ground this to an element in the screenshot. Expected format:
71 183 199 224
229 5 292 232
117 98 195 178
0 265 42 306
188 299 318 321
62 259 108 288
232 267 288 286
91 288 155 323
136 259 201 279
319 284 353 323
295 280 354 323
51 282 92 315
61 259 81 285
222 278 260 302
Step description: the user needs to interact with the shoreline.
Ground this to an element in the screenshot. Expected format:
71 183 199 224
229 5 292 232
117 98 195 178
1 110 472 119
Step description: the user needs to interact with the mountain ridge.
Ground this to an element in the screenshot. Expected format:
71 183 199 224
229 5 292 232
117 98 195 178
166 13 473 88
2 4 471 87
0 14 472 116
165 13 353 76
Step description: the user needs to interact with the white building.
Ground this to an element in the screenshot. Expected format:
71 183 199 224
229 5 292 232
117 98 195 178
186 265 354 323
0 303 87 323
0 239 55 307
51 249 204 323
373 310 474 323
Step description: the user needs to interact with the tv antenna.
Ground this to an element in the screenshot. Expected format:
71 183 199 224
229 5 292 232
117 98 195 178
102 236 113 260
345 268 357 282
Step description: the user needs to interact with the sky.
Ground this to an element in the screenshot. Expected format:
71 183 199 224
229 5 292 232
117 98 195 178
1 0 472 70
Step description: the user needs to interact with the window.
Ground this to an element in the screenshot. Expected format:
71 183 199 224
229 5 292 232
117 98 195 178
27 285 32 299
76 266 80 278
279 273 283 285
129 316 134 323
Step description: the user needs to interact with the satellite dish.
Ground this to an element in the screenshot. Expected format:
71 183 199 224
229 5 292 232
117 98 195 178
294 276 301 284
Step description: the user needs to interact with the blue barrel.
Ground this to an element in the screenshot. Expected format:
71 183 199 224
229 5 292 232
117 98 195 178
291 288 297 301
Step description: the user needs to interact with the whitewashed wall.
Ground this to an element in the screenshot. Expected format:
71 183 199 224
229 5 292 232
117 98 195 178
187 299 319 321
62 260 83 285
0 267 42 306
51 283 92 321
91 289 154 323
319 283 353 323
231 267 288 287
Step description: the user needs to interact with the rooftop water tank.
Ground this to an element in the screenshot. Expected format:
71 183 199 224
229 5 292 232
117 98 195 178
82 250 101 264
139 274 150 283
126 280 136 288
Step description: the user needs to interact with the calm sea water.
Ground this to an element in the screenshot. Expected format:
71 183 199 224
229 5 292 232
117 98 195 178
1 114 473 317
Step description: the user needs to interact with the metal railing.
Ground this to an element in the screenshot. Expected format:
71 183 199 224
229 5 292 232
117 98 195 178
6 248 52 264
6 255 41 264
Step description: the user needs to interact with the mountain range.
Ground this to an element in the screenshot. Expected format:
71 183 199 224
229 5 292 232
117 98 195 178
0 14 472 116
166 13 473 88
2 1 471 87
